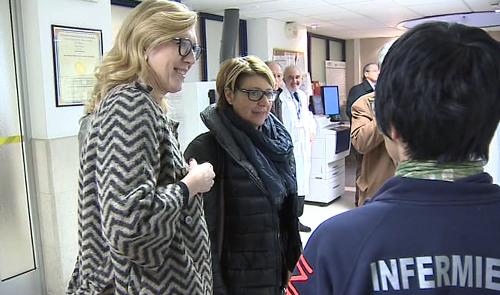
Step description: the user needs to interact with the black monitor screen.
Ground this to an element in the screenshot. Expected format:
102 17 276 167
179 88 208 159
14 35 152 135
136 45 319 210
321 86 340 116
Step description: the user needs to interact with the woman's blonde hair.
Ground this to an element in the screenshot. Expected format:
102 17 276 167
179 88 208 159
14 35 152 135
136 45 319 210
216 55 275 109
85 0 197 113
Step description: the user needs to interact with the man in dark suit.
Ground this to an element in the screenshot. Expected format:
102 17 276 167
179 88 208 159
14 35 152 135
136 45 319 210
346 63 379 120
265 61 284 121
346 62 379 206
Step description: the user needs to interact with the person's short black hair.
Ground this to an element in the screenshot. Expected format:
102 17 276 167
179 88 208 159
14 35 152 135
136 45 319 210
376 21 500 162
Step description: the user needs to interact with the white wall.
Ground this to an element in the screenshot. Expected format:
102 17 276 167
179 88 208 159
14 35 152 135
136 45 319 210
246 18 269 60
111 4 130 42
247 18 308 70
205 19 224 81
21 0 112 140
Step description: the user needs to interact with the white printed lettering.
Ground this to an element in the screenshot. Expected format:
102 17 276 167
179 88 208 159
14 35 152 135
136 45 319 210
435 255 451 287
371 262 380 291
379 259 400 291
416 256 435 288
452 255 473 287
476 256 483 288
371 255 500 292
485 258 500 291
399 257 415 289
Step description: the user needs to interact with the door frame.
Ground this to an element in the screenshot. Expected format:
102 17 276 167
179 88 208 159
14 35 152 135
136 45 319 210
0 0 46 293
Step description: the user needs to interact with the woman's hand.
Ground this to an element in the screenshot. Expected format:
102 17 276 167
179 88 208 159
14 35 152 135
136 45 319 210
181 159 215 197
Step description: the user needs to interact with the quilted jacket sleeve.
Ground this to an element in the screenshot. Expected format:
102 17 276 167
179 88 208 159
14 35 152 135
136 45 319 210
184 132 228 295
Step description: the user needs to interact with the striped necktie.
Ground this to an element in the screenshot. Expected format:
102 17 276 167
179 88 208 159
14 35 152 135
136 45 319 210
293 91 301 119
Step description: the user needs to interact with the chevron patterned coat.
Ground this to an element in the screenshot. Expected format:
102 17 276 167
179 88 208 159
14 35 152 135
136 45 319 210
67 82 212 295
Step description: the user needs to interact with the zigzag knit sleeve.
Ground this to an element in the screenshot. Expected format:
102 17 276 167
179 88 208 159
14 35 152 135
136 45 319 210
95 90 184 269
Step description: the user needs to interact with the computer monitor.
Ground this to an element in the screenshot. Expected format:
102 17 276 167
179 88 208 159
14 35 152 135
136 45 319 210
321 85 340 116
310 95 324 115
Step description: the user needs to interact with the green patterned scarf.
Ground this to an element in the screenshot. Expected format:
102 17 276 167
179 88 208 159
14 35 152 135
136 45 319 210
396 160 484 181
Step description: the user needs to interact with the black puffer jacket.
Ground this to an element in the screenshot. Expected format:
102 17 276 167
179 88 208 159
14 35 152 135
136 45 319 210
184 105 302 295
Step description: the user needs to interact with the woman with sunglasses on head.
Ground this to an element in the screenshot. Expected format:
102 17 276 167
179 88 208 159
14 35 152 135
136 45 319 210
68 1 215 294
184 56 302 295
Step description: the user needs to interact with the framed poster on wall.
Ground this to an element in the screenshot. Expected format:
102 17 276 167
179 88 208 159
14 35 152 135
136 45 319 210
272 48 306 74
51 25 103 107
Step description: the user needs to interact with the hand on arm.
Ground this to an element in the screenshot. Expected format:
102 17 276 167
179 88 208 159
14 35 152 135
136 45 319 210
181 159 215 197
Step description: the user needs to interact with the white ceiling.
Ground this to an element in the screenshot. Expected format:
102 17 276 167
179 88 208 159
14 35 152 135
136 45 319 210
180 0 500 39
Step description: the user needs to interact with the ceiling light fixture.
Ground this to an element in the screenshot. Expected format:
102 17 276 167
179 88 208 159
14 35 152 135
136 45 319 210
310 24 319 29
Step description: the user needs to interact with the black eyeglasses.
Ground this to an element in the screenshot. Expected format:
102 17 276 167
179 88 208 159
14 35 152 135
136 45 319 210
237 88 277 102
173 38 202 60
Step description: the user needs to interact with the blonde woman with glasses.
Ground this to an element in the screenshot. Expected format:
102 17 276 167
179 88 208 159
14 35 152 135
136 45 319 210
185 56 302 295
68 1 215 294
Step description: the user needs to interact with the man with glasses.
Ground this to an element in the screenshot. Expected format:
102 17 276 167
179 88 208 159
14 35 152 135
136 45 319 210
282 65 316 233
346 63 378 120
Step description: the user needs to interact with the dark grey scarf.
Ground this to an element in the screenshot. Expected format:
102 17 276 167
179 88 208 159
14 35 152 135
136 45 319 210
221 107 297 209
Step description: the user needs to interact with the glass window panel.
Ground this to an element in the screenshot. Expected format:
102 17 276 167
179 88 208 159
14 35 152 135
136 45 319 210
311 37 326 83
329 40 344 61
